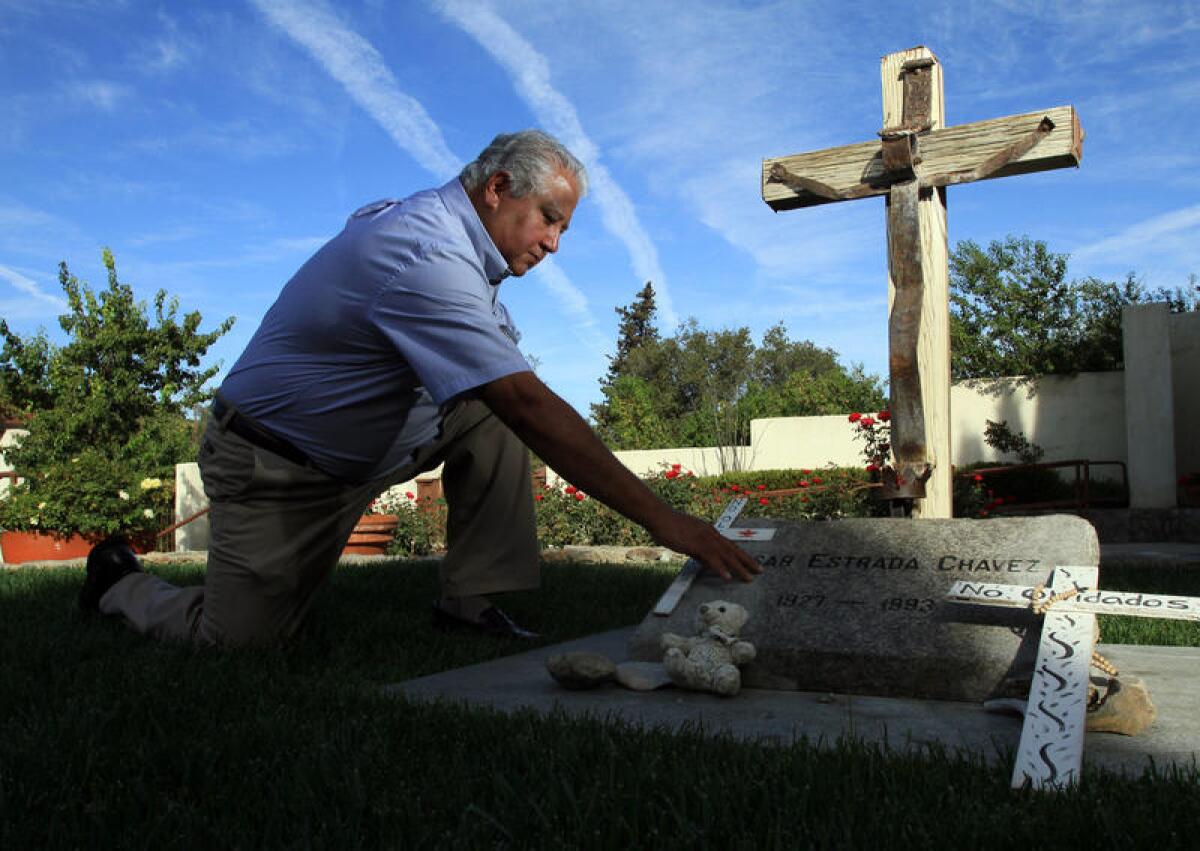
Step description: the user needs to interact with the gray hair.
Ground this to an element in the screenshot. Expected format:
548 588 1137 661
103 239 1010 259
459 130 588 198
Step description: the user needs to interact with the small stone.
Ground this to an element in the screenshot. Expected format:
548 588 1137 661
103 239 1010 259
625 547 663 562
1086 676 1156 736
546 652 616 690
615 661 673 691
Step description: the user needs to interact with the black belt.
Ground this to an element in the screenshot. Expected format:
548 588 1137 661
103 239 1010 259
211 395 312 468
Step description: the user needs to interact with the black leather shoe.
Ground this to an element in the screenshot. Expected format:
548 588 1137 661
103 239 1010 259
431 603 540 640
79 535 143 614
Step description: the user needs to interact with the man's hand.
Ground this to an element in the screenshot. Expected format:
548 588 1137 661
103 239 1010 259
647 509 762 582
479 371 763 584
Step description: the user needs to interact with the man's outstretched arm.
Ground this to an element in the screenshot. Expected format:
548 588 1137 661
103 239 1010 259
477 370 762 582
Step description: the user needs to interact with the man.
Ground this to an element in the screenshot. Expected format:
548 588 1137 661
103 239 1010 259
81 130 760 644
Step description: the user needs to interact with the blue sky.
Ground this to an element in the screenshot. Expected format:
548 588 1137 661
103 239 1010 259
2 0 1197 416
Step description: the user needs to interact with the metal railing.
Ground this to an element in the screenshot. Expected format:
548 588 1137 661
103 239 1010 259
963 459 1129 511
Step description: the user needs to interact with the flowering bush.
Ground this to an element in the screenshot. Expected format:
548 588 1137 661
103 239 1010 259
0 250 232 539
385 491 448 557
848 409 892 472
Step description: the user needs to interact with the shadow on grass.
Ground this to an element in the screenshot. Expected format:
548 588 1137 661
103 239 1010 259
1 559 1197 847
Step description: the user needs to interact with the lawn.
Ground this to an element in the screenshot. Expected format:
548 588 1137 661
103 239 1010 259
1 558 1197 849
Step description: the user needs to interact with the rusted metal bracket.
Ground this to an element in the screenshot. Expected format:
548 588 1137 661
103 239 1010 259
876 55 937 514
923 116 1055 189
766 162 877 202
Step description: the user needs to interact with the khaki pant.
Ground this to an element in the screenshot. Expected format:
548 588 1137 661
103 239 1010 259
101 400 539 644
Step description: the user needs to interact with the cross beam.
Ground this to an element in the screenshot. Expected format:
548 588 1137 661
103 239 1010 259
760 47 1083 517
946 567 1200 790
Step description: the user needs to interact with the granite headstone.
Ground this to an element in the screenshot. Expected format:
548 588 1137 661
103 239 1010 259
628 515 1099 702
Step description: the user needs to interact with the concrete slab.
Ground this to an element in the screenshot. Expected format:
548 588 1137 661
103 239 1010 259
386 628 1200 779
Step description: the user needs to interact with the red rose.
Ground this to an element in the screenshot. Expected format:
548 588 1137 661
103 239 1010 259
860 416 875 428
565 485 577 494
534 494 544 501
799 480 809 488
665 469 679 479
574 492 586 501
878 410 891 422
756 484 766 491
759 497 769 505
813 476 823 484
730 485 740 492
671 463 682 470
866 463 879 472
801 496 809 502
405 492 415 499
848 412 861 422
973 474 984 483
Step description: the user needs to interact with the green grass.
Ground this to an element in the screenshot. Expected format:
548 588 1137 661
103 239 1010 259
1 558 1198 849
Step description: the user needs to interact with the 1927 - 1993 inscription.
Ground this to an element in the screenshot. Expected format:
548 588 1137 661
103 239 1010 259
761 551 1043 617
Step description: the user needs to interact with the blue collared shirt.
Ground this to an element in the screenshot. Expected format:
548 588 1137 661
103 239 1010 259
219 178 530 481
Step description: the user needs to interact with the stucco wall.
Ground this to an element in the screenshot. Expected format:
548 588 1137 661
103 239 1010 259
1171 310 1200 475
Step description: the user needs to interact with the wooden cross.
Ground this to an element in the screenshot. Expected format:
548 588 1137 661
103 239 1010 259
761 46 1084 518
946 566 1200 790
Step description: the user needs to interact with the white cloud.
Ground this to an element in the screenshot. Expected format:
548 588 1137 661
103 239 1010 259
70 80 129 112
0 264 67 311
1073 205 1200 265
250 0 460 178
435 0 676 326
530 259 608 355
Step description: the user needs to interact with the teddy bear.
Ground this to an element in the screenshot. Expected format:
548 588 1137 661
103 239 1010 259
660 600 756 697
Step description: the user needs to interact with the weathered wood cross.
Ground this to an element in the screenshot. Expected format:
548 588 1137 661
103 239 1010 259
946 566 1200 790
760 46 1084 517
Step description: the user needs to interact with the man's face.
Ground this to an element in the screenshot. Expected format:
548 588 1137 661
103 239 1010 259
475 167 580 276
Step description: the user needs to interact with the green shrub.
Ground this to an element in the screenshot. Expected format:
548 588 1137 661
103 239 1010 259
0 250 232 537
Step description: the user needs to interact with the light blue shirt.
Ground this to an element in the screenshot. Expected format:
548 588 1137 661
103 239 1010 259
219 178 530 481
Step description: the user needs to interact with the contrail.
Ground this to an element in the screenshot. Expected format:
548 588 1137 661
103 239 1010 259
435 0 678 327
249 0 601 342
251 0 459 177
0 264 67 310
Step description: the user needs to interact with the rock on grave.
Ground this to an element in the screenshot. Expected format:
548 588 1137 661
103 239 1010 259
628 516 1098 702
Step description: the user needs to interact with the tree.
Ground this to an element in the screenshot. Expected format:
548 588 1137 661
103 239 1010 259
591 285 886 461
591 281 661 437
0 249 234 535
950 235 1196 380
608 280 659 379
0 323 54 420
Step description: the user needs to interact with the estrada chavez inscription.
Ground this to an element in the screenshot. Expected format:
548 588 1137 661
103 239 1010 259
629 515 1099 702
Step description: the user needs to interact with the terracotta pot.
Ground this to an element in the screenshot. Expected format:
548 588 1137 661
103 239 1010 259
0 530 156 564
342 514 399 557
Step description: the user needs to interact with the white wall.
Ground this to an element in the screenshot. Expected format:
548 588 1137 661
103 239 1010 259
0 427 27 498
1171 310 1200 476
